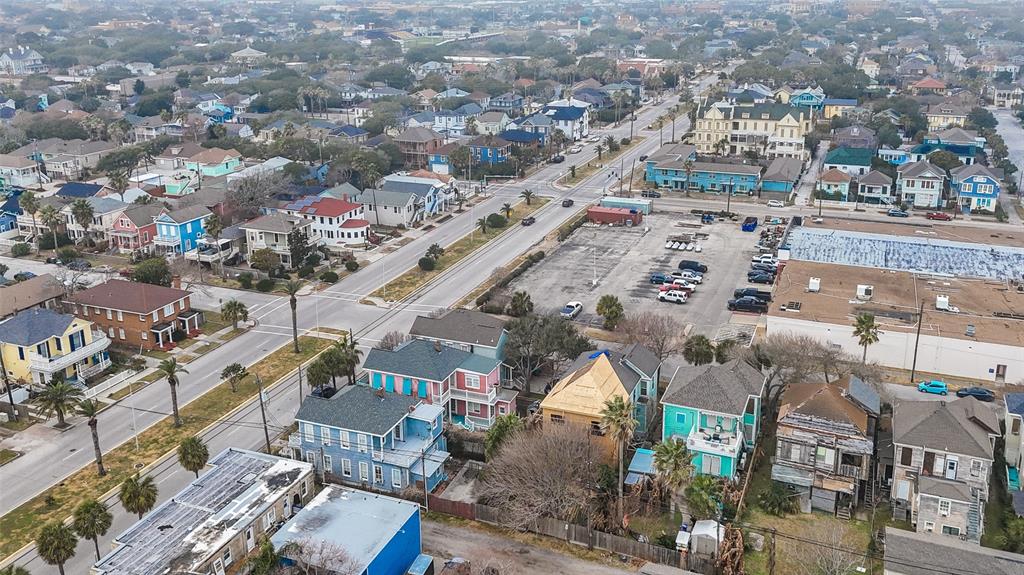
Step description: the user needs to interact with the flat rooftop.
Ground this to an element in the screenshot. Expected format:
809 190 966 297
785 225 1024 280
93 449 312 575
270 486 419 573
813 217 1024 248
769 260 1024 348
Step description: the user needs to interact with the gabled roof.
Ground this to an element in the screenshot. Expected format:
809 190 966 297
927 127 980 146
912 76 947 89
661 359 765 415
858 170 892 186
56 182 104 198
117 204 165 227
884 526 1024 575
0 274 66 319
408 309 505 348
499 129 544 144
819 167 852 183
777 379 876 435
0 308 76 346
950 163 1000 181
763 157 803 182
62 196 128 215
70 280 190 314
468 135 510 149
362 338 477 382
285 196 360 217
1005 393 1024 418
824 146 873 166
295 385 419 435
541 353 630 416
897 160 945 179
919 476 972 502
188 147 241 165
380 175 445 197
353 189 416 208
395 127 443 143
239 212 308 234
893 398 998 459
160 205 212 224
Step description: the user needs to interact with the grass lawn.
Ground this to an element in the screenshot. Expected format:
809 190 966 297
0 417 35 433
143 349 172 361
0 336 330 558
201 310 230 334
371 198 550 301
563 137 644 187
175 338 200 350
0 449 20 466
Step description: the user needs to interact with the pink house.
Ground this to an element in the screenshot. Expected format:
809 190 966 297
109 204 163 254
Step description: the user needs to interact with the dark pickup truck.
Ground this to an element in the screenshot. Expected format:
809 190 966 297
728 296 769 313
733 288 772 302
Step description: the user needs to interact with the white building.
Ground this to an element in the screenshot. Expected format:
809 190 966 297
0 47 47 76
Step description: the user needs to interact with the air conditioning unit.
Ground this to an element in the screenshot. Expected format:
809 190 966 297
808 277 821 292
936 295 960 313
856 284 874 300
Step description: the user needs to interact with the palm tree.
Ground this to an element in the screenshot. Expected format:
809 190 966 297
307 357 332 395
653 440 694 513
119 474 158 519
220 299 249 330
596 143 605 160
682 335 715 366
37 380 83 427
519 189 535 205
221 363 247 392
283 280 303 354
0 564 31 575
38 204 62 257
852 313 881 363
508 290 533 317
36 522 77 575
600 395 637 528
73 499 113 560
684 475 723 520
476 217 488 235
177 436 210 478
107 170 129 202
18 191 39 253
76 399 106 476
70 199 95 244
204 214 226 277
683 160 694 197
156 358 189 427
501 202 513 219
335 331 363 386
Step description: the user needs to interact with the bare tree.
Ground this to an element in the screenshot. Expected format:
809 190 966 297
475 423 601 530
281 538 361 575
377 330 407 351
796 524 862 575
620 312 682 361
226 171 290 219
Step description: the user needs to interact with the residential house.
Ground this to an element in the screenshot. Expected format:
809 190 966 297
0 154 45 187
290 386 449 493
271 486 423 575
467 135 511 165
353 189 420 228
693 101 813 160
365 86 408 101
154 142 204 170
891 398 999 542
116 72 177 96
408 308 507 363
130 116 184 142
913 128 983 165
989 84 1024 108
542 99 590 141
361 338 517 431
0 274 66 320
394 127 444 169
498 129 545 150
823 147 874 176
857 56 881 80
761 157 803 198
186 148 242 177
488 92 524 114
15 195 65 239
649 160 761 194
660 359 766 480
833 126 878 150
1005 393 1024 494
857 170 896 205
153 205 212 255
427 142 457 175
280 195 369 249
878 146 912 166
642 142 704 188
230 46 268 67
771 377 880 516
60 197 128 243
950 164 1001 213
909 77 947 96
925 101 970 130
883 527 1024 575
68 279 200 350
817 168 853 200
124 61 155 76
0 308 111 386
36 139 116 181
434 88 469 101
108 204 163 254
509 112 554 145
239 212 319 267
380 173 453 217
822 98 858 119
897 161 946 208
225 156 292 184
91 449 313 575
475 111 510 135
0 47 47 75
56 182 104 199
788 86 826 110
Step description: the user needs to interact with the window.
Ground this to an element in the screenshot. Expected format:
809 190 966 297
265 507 276 529
900 447 913 466
303 423 314 442
322 454 332 473
106 309 112 320
119 329 126 340
1013 418 1021 435
359 462 369 481
373 465 384 484
357 434 368 453
341 459 352 477
923 521 934 533
590 421 604 436
321 426 330 446
222 549 233 567
938 499 951 516
971 459 983 477
941 525 960 536
464 373 481 389
392 468 403 488
340 431 350 449
815 446 836 469
108 327 115 338
152 311 158 321
141 331 148 341
139 314 146 322
163 304 174 317
549 414 564 424
301 480 308 496
394 423 403 442
117 311 123 321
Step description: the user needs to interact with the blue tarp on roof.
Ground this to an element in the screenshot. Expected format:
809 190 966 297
56 182 103 198
624 448 656 486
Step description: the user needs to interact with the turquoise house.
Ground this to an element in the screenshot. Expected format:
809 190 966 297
185 147 242 177
661 359 766 480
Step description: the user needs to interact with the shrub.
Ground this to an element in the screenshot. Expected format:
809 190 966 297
486 213 508 228
297 265 314 278
39 232 73 250
255 278 275 292
11 243 30 257
57 246 79 262
171 329 186 343
238 273 253 289
418 257 436 271
620 137 631 146
304 253 322 267
345 259 359 272
528 250 545 263
319 271 339 283
758 482 798 517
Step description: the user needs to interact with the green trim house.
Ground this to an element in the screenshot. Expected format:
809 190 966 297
660 359 766 480
185 147 242 177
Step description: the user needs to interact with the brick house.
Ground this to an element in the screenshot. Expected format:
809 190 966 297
66 279 201 350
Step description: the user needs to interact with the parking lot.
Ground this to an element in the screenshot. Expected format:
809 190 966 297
510 211 767 338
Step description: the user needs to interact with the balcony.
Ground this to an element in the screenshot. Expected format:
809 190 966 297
184 244 238 263
28 334 111 374
287 434 302 448
449 385 497 405
152 235 180 246
686 430 744 458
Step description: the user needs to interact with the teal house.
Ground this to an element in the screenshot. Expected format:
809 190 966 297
661 359 766 480
185 147 242 177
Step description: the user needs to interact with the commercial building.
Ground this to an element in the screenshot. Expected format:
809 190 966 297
693 101 813 160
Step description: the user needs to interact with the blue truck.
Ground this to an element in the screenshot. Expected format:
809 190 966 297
741 216 758 232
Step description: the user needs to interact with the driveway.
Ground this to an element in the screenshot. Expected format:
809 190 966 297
423 519 636 575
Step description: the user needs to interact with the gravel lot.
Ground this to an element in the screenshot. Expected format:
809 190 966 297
510 211 766 336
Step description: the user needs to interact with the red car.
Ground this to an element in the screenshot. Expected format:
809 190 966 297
926 212 953 221
659 282 695 293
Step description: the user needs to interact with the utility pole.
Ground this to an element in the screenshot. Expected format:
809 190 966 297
628 158 636 195
726 177 734 214
421 448 429 512
256 374 271 453
767 528 777 575
297 360 305 405
910 299 925 383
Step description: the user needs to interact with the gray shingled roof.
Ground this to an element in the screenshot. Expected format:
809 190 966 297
661 359 765 415
857 169 892 186
893 398 998 459
622 343 661 379
240 212 308 233
295 385 418 436
919 476 972 502
353 189 415 208
0 308 76 346
362 339 472 382
884 527 1024 575
1006 393 1024 417
162 205 212 224
408 309 505 348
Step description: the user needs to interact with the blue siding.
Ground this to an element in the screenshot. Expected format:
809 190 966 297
366 511 421 575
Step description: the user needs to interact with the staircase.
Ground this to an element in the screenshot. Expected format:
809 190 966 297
836 506 852 520
966 492 982 541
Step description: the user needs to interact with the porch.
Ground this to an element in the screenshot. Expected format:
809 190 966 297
150 321 177 349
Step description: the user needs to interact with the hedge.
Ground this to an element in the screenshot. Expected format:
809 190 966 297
10 243 30 257
255 278 275 292
320 271 339 283
476 250 546 307
345 260 359 272
557 213 588 242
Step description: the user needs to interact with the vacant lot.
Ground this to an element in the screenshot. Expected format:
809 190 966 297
509 211 763 337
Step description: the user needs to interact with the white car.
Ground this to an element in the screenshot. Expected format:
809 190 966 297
560 301 583 319
752 254 778 264
587 135 601 143
658 290 688 304
671 270 703 284
568 145 584 154
766 200 785 208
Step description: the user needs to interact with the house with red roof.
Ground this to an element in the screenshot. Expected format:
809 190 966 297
909 77 947 96
280 195 370 248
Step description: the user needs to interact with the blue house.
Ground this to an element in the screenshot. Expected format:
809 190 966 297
291 385 449 494
468 135 511 165
644 142 697 187
877 146 911 166
272 486 422 575
649 160 762 194
510 113 554 145
56 182 103 199
489 92 524 113
0 190 22 233
951 164 1002 213
912 127 983 165
153 205 212 255
380 174 453 216
499 129 545 149
788 86 826 110
761 157 803 196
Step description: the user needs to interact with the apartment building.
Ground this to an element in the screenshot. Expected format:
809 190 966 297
693 101 813 160
67 279 200 350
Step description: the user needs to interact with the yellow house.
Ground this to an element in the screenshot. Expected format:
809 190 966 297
0 308 111 387
539 353 630 457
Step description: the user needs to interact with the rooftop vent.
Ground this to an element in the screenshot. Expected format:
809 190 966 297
856 284 874 301
808 277 821 292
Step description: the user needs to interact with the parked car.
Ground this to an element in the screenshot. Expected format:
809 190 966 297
678 260 708 273
955 386 995 402
562 199 575 207
659 280 696 292
521 216 536 226
671 270 703 284
560 301 583 319
551 155 565 163
587 135 601 143
641 190 662 198
751 262 779 273
887 208 910 218
917 380 948 395
638 155 649 162
568 145 583 154
926 211 953 221
727 296 768 313
733 288 772 302
658 290 688 304
12 271 36 281
67 259 92 271
650 272 673 284
751 254 778 264
747 272 775 284
766 200 785 208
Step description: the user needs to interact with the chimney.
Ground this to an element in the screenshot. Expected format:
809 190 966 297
171 275 181 289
